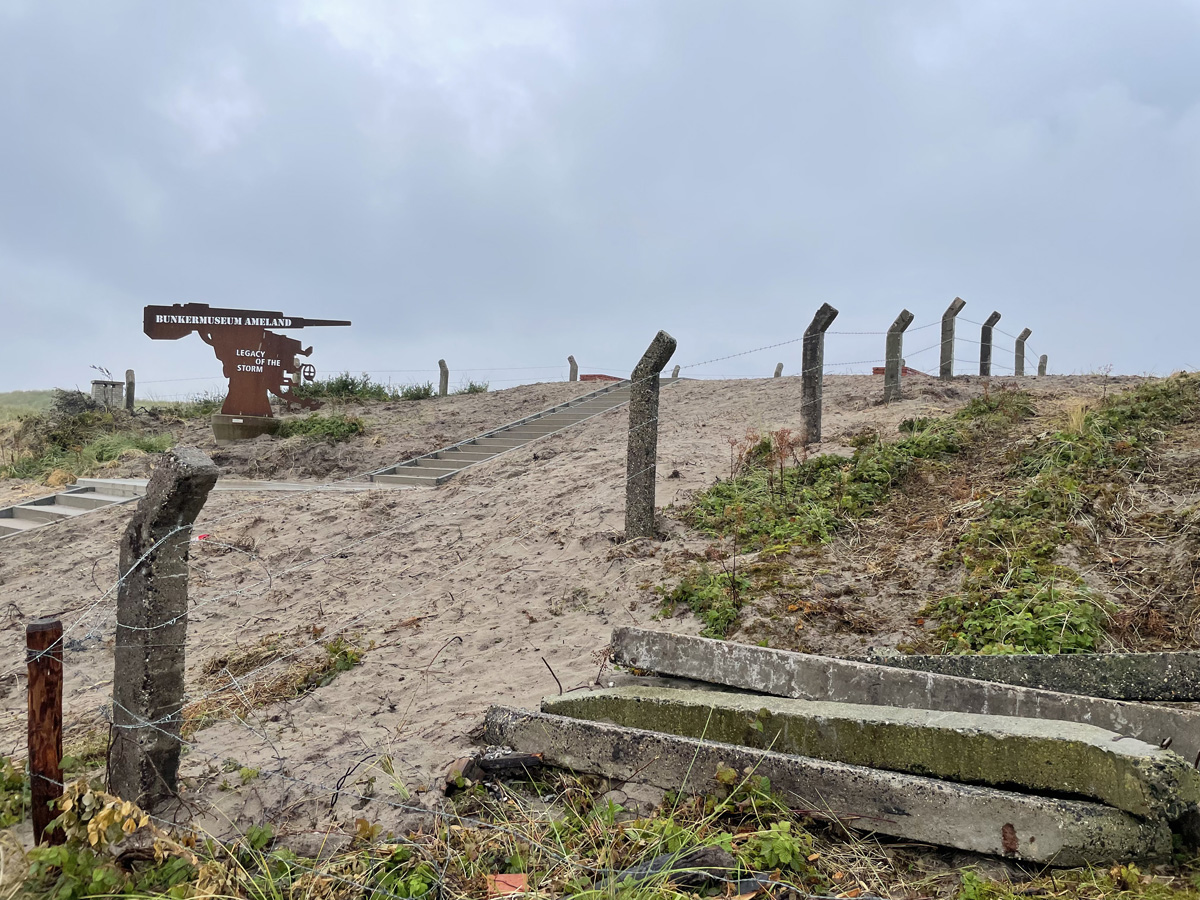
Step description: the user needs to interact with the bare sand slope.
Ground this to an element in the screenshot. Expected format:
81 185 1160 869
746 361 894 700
0 373 1138 841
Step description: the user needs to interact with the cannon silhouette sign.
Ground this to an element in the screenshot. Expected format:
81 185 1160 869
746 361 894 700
143 304 350 442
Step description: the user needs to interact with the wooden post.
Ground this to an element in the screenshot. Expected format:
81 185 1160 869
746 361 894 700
1038 354 1048 376
125 369 136 412
940 298 965 381
568 356 578 382
438 360 449 397
27 618 64 846
884 309 915 402
774 363 783 378
625 331 677 540
671 365 680 379
800 303 838 446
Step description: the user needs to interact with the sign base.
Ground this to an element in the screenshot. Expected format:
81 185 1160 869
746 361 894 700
212 414 281 445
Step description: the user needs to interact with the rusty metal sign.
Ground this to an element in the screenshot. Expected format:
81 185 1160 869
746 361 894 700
143 304 351 417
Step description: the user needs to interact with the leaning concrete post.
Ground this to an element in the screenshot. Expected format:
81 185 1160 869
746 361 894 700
884 309 915 402
1038 354 1048 376
800 303 838 446
125 369 135 412
625 331 677 540
568 356 578 382
979 311 1001 376
774 363 783 378
438 360 449 397
110 448 218 811
1014 328 1032 376
940 297 965 381
671 365 680 379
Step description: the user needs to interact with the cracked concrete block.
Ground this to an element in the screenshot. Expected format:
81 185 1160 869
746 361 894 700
485 706 1171 865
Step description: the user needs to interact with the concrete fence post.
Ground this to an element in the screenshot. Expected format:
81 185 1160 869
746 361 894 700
979 311 1001 376
801 303 838 446
110 448 218 811
671 365 680 379
568 356 578 382
625 330 678 540
438 360 449 397
1038 355 1048 376
940 297 966 381
27 618 64 845
1014 328 1032 376
125 369 136 412
774 363 783 378
884 309 915 402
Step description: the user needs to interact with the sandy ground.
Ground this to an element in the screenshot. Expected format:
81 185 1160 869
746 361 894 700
0 373 1144 845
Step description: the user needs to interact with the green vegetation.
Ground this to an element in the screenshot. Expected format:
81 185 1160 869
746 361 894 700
0 756 28 827
16 769 1200 900
929 373 1200 654
0 388 55 421
454 380 489 394
292 372 436 403
665 389 1036 638
0 390 173 482
276 413 366 441
143 389 224 419
399 381 435 401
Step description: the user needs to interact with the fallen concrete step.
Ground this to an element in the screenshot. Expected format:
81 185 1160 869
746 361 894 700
485 706 1171 866
864 650 1200 703
543 686 1200 820
611 627 1200 763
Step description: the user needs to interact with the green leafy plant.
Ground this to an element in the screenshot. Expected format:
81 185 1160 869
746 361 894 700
276 413 366 441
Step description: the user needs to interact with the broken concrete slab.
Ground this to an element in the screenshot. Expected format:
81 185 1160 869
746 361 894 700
543 686 1200 820
611 627 1200 763
863 649 1200 702
485 706 1172 865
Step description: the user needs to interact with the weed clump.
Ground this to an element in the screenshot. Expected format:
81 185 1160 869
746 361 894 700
929 373 1200 654
0 391 174 482
276 413 366 441
454 380 489 394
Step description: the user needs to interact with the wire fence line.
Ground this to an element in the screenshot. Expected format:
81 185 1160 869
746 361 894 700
7 312 1046 897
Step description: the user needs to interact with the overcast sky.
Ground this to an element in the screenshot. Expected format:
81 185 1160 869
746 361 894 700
1 1 1198 397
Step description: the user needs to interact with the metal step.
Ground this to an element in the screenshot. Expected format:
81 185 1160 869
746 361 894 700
73 478 145 498
374 471 455 487
12 504 83 524
54 491 136 510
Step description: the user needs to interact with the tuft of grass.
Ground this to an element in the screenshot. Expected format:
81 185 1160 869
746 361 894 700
293 372 400 402
453 380 489 395
276 413 366 441
400 381 435 401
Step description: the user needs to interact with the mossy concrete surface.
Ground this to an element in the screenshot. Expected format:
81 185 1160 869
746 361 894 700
611 627 1200 762
543 686 1200 819
485 706 1172 865
863 650 1200 702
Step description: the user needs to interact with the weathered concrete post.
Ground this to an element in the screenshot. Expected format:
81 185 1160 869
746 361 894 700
884 309 915 402
625 331 677 540
979 311 1002 376
774 363 783 378
671 365 680 379
1038 354 1048 376
568 356 578 382
1014 328 1032 376
800 303 838 446
110 448 218 811
940 298 965 381
436 360 449 397
125 369 136 412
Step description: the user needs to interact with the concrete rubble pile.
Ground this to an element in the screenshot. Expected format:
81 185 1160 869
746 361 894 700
485 627 1200 866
